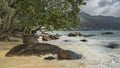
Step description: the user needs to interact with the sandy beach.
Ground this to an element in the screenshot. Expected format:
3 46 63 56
0 37 97 68
0 35 120 68
0 41 65 68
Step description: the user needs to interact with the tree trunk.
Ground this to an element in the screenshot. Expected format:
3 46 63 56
0 17 2 35
0 0 17 40
7 12 18 34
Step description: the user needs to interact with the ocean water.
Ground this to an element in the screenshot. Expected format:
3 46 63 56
38 30 120 68
53 30 120 44
52 30 120 53
52 30 120 39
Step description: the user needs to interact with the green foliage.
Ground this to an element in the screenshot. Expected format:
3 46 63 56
0 0 8 29
0 0 8 16
1 0 86 32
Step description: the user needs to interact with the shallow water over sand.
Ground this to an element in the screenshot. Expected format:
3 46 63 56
38 30 120 68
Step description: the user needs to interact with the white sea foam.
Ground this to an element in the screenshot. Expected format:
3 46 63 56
38 31 120 68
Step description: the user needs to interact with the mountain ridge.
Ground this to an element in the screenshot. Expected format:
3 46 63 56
78 12 120 30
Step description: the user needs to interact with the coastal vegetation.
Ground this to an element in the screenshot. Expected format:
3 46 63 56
0 0 86 40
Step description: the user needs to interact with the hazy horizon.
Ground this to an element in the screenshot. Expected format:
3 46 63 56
80 0 120 17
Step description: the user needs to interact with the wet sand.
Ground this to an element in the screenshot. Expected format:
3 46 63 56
1 36 120 68
0 41 65 68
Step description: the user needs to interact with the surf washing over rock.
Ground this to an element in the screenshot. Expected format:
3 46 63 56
37 30 120 68
5 30 120 68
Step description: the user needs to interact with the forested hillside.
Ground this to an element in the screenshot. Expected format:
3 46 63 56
79 12 120 30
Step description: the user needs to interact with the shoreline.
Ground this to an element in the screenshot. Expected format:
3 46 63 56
0 35 120 68
0 41 66 68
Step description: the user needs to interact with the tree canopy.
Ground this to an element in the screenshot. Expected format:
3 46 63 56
0 0 86 35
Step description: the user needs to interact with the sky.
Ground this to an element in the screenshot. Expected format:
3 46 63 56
80 0 120 17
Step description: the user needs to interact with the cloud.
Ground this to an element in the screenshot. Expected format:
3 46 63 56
80 0 120 17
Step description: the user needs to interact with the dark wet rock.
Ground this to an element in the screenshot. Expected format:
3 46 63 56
44 56 55 60
106 42 120 49
68 33 77 37
5 43 63 57
80 39 88 42
42 35 51 41
102 32 114 35
54 34 60 39
42 34 60 41
74 32 81 36
67 32 82 37
58 50 82 60
49 35 60 40
78 33 82 36
64 40 71 42
23 35 39 45
49 35 56 39
82 34 96 37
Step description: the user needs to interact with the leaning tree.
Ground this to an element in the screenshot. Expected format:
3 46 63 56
0 0 86 39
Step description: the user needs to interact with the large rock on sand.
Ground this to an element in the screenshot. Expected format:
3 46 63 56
58 50 82 60
5 43 63 57
6 34 63 57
